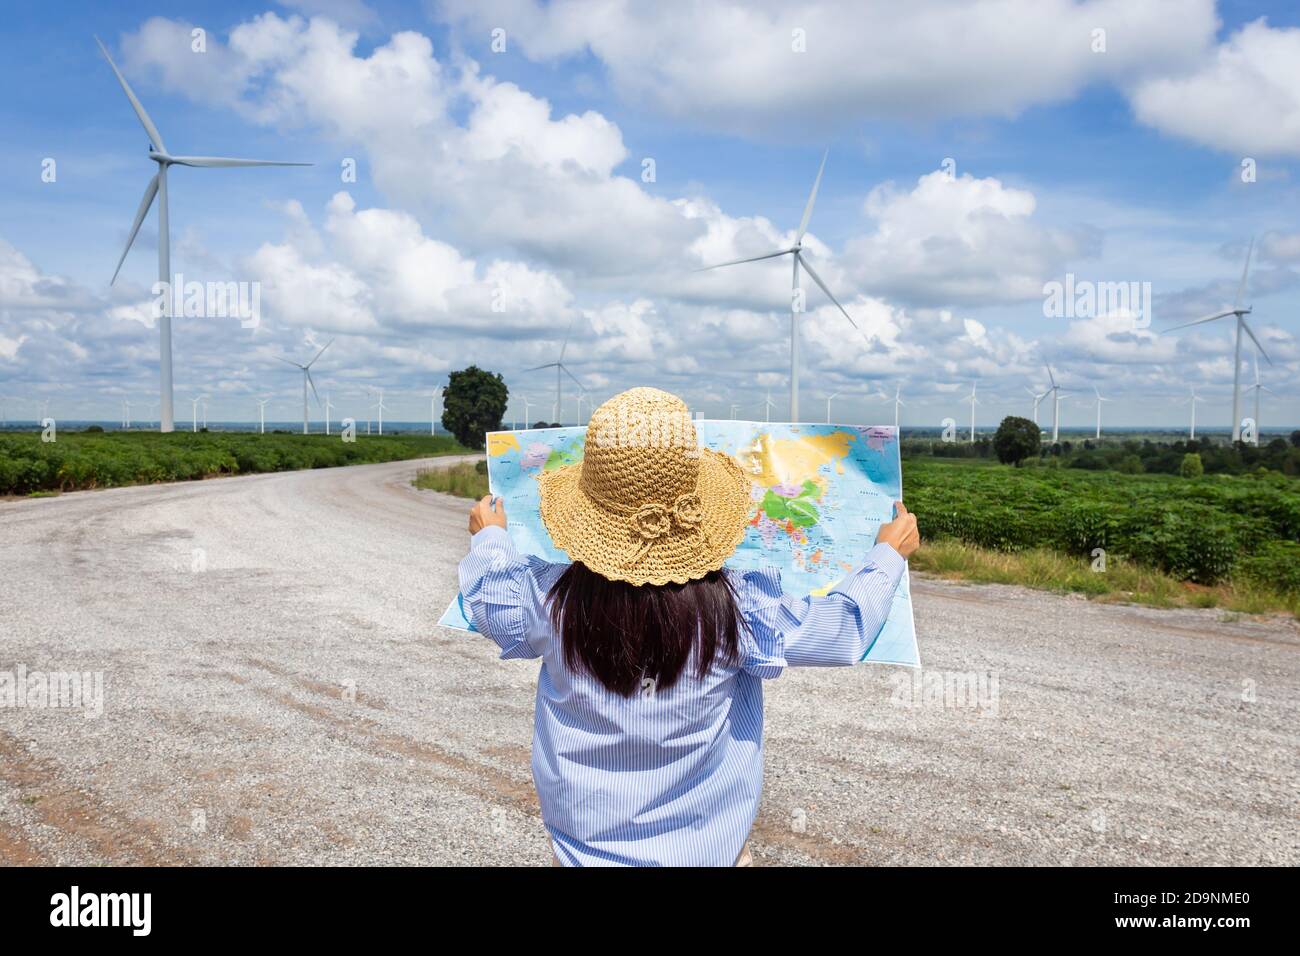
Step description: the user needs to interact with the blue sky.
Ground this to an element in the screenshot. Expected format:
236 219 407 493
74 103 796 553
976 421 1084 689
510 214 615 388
1 0 1298 431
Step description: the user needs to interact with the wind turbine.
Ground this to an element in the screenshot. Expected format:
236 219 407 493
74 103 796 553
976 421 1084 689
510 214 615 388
824 392 840 424
323 393 334 436
189 396 203 433
517 395 534 430
1025 385 1047 426
694 150 868 421
256 398 269 434
121 399 132 429
201 398 208 430
1178 386 1206 440
729 402 742 420
1045 365 1068 443
965 382 979 442
96 36 311 434
529 320 582 424
278 340 333 435
763 391 777 423
373 388 388 435
1163 238 1271 442
1089 386 1113 439
575 391 590 424
1247 351 1272 445
893 383 906 431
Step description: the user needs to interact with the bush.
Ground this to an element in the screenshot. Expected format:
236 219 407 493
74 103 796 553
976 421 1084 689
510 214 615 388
1180 452 1204 478
1236 540 1300 595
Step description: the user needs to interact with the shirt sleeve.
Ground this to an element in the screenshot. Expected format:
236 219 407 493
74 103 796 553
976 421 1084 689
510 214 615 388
736 542 906 675
457 525 554 660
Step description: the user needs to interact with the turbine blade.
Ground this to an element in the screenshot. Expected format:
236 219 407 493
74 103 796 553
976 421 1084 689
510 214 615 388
1234 236 1254 312
1045 364 1056 387
1162 311 1235 332
110 172 159 285
306 338 334 368
1238 318 1271 364
277 357 305 369
796 149 829 243
306 369 320 405
559 364 584 390
526 363 558 372
694 248 794 272
558 314 578 362
797 253 868 341
96 36 167 153
167 156 313 168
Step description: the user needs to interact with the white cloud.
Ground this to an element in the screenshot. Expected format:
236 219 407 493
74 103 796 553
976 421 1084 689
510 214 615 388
1130 19 1300 158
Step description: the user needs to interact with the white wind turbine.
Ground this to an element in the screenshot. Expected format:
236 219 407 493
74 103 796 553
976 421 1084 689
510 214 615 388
147 402 158 428
323 393 335 436
893 383 906 431
373 388 389 435
529 318 583 425
1089 386 1113 439
201 398 208 430
824 392 840 424
189 396 203 433
256 398 269 434
1025 385 1048 426
517 395 534 430
1247 351 1272 445
121 399 132 429
729 403 742 420
97 37 310 434
278 340 333 435
1178 386 1207 440
1163 238 1271 442
1045 365 1069 443
695 150 868 421
965 382 979 442
574 391 590 424
763 391 777 423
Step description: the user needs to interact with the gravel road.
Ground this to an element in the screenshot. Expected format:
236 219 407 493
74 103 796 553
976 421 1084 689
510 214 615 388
1 456 1296 866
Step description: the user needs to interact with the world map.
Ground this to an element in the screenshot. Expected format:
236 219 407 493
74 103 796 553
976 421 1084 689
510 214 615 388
439 421 918 667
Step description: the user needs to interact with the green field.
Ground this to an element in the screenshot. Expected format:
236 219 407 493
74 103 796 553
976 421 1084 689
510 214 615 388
904 457 1300 611
0 430 467 495
413 460 489 499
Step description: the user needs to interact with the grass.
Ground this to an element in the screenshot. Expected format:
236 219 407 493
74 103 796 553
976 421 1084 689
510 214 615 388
413 461 489 499
911 538 1300 618
0 430 469 495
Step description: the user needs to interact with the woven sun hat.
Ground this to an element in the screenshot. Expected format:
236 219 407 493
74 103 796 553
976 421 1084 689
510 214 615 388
538 387 754 586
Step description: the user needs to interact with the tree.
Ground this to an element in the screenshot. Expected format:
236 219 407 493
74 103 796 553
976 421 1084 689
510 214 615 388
993 416 1040 467
1179 452 1204 479
441 366 507 449
1291 429 1300 449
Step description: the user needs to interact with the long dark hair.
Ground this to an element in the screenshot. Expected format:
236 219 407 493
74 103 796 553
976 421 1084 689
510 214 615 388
548 562 745 697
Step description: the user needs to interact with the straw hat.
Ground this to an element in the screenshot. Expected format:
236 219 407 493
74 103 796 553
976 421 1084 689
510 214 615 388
538 387 753 586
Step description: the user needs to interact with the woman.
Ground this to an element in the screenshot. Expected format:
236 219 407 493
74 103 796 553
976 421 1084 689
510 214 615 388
458 387 919 866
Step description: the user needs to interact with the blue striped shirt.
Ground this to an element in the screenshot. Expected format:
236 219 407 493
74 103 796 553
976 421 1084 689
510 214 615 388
457 525 907 867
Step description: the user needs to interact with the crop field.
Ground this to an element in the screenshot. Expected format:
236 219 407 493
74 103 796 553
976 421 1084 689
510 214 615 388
0 430 466 495
904 458 1300 601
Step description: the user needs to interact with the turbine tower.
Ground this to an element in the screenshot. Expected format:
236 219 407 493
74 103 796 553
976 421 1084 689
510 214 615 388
97 37 311 433
695 150 868 420
256 398 269 434
278 340 333 435
763 391 776 423
893 383 905 431
1163 238 1271 442
189 396 202 433
323 393 335 436
373 388 388 435
824 391 840 424
1089 386 1112 439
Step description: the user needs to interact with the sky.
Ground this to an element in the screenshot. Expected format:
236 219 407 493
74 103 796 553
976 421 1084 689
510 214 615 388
1 0 1298 431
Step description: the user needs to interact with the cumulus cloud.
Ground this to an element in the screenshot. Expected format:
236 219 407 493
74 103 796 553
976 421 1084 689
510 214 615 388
437 0 1215 135
1130 19 1300 158
844 172 1099 307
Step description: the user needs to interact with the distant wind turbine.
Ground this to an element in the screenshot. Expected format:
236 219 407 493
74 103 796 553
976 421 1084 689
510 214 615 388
893 383 906 431
323 393 334 436
529 317 583 424
96 36 311 434
189 396 203 433
1178 386 1207 440
824 392 840 424
1089 386 1113 439
763 391 776 423
256 398 269 434
1247 351 1272 445
373 388 388 435
121 399 132 429
1163 237 1271 442
1045 365 1069 443
966 382 979 442
1025 385 1047 426
694 150 868 421
278 340 333 435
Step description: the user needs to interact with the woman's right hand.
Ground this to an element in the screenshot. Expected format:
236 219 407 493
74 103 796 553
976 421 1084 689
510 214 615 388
876 501 919 559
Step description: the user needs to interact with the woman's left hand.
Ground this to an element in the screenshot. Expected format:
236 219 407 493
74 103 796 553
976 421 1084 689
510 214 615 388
469 495 508 534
